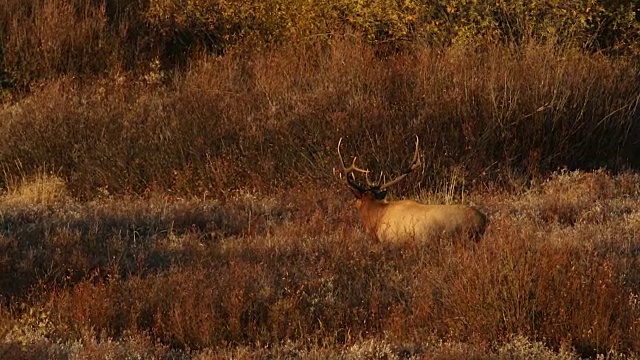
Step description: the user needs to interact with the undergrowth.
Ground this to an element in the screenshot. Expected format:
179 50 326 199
1 171 640 358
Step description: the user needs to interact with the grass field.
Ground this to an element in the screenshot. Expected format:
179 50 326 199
2 0 640 358
1 170 640 358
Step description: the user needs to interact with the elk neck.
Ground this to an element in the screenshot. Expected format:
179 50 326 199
356 195 388 236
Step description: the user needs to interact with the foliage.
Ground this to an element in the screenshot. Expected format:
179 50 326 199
0 0 638 88
1 1 640 358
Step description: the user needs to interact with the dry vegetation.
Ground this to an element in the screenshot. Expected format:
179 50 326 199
1 0 640 358
1 171 640 358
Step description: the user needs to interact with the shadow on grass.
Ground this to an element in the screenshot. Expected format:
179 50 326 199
0 196 292 302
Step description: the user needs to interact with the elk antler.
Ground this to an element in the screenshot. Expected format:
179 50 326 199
378 135 421 190
337 138 370 193
337 136 421 193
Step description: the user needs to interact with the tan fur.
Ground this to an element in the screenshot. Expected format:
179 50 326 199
355 193 487 242
337 136 487 242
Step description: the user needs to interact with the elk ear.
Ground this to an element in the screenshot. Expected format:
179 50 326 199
373 190 387 200
350 188 364 199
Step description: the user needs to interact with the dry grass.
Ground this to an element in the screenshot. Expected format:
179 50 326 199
1 0 638 93
1 39 638 200
1 3 640 358
1 170 640 358
1 173 70 207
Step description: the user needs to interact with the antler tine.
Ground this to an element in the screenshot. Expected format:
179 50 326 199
365 171 384 188
411 135 421 167
378 135 422 191
337 138 372 192
338 138 370 174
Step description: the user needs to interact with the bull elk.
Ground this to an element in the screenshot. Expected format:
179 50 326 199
337 136 487 242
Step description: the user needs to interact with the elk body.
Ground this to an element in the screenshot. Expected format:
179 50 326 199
338 137 487 243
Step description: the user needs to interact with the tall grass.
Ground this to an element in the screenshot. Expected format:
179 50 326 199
1 0 124 89
1 39 639 199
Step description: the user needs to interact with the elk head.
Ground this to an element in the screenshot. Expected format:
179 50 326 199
337 136 421 203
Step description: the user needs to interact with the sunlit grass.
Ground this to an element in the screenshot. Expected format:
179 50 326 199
1 171 639 358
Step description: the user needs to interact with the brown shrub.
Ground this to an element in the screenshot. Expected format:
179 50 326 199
1 40 639 199
1 172 634 357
